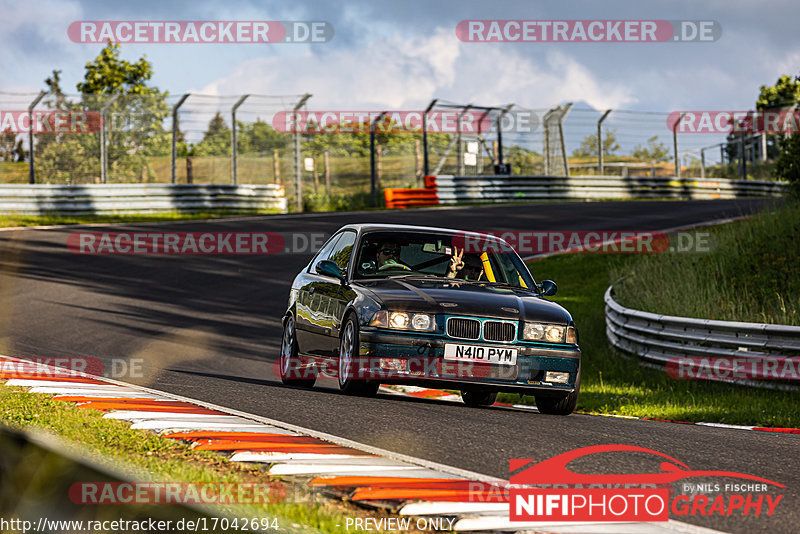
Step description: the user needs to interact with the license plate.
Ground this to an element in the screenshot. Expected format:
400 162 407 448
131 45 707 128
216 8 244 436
444 343 517 365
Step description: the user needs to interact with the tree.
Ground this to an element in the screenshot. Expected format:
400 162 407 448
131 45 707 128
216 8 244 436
572 128 620 157
631 136 669 161
756 74 800 161
192 112 231 156
506 145 542 174
238 119 287 155
38 42 171 183
77 42 159 95
773 132 800 195
756 75 800 112
0 130 19 162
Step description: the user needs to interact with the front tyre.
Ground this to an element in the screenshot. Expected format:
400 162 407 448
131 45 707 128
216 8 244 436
338 314 379 396
279 315 316 388
461 389 498 407
535 366 580 415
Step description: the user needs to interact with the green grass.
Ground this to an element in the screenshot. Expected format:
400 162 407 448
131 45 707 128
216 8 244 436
0 209 283 228
612 201 800 325
0 386 402 533
495 238 800 427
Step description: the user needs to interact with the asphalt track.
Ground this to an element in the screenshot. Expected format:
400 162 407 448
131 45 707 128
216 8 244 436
0 199 796 533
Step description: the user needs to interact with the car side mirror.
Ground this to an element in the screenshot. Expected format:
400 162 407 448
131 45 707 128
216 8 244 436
539 280 557 296
316 260 345 283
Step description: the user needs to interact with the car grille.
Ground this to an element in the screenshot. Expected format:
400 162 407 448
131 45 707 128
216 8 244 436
446 317 518 343
483 321 516 342
446 318 480 340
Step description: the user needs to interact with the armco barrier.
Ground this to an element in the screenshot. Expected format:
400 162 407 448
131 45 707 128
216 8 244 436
0 184 288 215
383 174 787 209
604 286 800 390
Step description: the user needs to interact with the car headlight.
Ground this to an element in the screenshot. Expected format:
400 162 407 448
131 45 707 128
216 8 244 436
523 322 567 343
369 310 436 331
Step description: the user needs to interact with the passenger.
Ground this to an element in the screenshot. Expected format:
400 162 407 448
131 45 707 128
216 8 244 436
447 247 484 280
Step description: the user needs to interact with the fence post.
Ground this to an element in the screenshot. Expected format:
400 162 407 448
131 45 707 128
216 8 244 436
312 153 319 193
671 113 685 178
496 104 513 174
457 105 472 176
422 99 437 176
414 139 422 185
273 149 280 184
376 144 383 191
293 93 312 212
700 148 706 179
597 109 612 176
171 93 189 184
370 112 387 206
231 94 249 185
542 105 560 175
100 95 120 184
740 131 747 179
324 151 330 194
558 103 573 177
27 91 46 185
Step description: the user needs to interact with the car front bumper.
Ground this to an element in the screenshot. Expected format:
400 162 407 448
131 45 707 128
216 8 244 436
354 328 581 396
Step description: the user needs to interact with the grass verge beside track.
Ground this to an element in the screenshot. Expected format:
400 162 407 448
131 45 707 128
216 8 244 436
0 210 284 228
507 230 800 427
612 201 800 325
0 385 399 534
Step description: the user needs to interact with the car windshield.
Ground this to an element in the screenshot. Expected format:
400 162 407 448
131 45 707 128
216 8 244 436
354 231 536 289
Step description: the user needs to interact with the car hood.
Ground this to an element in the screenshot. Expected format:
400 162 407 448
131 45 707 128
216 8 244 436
355 277 571 324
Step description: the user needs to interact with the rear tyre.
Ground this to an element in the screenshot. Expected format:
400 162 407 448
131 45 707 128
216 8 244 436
279 315 316 388
535 367 580 415
461 389 498 407
338 314 379 396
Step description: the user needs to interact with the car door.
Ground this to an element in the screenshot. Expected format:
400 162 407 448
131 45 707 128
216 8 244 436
320 230 358 357
294 232 342 356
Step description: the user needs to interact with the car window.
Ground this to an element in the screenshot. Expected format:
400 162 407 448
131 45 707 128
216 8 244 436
327 230 356 270
307 233 342 273
354 231 536 288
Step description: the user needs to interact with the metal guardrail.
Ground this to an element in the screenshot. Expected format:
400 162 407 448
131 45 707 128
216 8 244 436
604 286 800 389
0 184 288 215
422 174 788 204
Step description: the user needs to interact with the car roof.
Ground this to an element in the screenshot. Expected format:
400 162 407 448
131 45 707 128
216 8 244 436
338 223 510 243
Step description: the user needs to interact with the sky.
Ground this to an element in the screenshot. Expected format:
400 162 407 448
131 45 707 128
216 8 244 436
2 0 799 157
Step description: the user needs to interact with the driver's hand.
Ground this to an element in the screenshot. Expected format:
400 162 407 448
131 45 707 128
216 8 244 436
447 247 464 279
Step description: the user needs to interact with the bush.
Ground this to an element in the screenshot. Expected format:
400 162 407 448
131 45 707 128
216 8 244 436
302 191 377 213
773 134 800 196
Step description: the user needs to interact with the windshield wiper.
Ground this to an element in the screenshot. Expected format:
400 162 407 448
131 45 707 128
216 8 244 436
477 281 540 293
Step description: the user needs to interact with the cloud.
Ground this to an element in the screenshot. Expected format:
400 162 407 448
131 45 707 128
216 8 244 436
0 0 84 92
198 27 636 112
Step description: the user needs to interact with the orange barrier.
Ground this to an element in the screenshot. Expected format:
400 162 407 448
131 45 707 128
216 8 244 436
383 187 438 209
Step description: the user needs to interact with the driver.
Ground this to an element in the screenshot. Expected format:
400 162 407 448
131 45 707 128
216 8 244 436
376 240 403 268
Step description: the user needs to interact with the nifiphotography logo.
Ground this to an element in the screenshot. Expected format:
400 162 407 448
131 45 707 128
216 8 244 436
509 445 785 522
